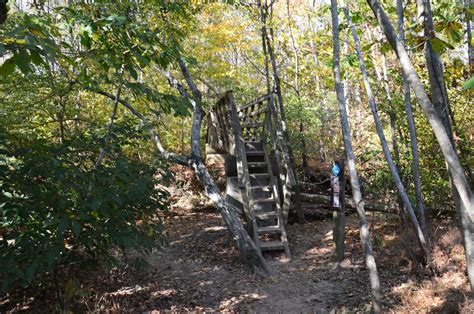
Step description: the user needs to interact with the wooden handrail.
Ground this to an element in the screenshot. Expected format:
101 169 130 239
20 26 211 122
238 93 272 112
209 91 298 224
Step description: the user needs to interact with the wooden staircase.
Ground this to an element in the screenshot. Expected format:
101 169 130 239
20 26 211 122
207 92 298 260
244 141 290 258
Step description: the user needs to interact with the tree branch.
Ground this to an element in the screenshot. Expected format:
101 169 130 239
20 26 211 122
95 89 188 166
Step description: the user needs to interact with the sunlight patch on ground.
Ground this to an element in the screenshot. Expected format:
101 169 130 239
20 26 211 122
108 285 147 296
204 226 227 232
219 292 267 309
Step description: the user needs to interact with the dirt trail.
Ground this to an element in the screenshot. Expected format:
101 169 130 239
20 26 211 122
123 206 374 312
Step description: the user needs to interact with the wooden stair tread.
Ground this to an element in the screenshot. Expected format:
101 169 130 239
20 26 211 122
257 225 282 233
249 173 270 178
247 162 267 167
246 150 265 156
250 185 271 190
253 197 275 203
260 241 285 251
254 211 278 219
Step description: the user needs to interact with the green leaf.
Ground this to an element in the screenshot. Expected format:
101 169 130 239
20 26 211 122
380 42 392 54
430 38 454 54
463 75 474 90
30 50 43 66
0 43 5 56
14 52 31 74
90 198 102 210
71 220 81 236
0 58 16 77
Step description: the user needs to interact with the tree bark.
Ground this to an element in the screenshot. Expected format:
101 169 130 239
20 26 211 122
381 53 400 167
344 7 429 259
330 1 382 311
396 0 427 233
0 0 8 25
367 0 474 292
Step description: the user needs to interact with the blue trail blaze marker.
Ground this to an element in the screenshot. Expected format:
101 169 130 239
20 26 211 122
332 163 341 177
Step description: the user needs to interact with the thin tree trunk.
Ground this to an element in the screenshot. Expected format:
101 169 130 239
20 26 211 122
396 0 427 233
286 0 308 170
381 54 400 166
261 1 303 223
367 0 474 292
344 7 429 259
176 58 272 274
330 1 382 311
417 0 474 292
95 85 121 167
258 1 271 93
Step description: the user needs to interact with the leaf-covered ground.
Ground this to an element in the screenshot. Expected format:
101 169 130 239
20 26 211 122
3 196 472 312
1 166 472 312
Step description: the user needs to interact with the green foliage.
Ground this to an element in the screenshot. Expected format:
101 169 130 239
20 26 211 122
463 75 474 90
0 127 169 292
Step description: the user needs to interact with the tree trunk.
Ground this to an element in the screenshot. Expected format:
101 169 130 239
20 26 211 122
367 0 474 292
261 1 304 223
177 58 271 273
0 0 7 25
417 0 474 292
330 1 382 311
286 0 308 171
344 6 429 259
381 53 400 167
258 1 271 93
96 85 121 167
396 0 427 233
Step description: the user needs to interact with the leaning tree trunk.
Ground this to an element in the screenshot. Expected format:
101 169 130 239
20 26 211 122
95 70 272 275
366 0 474 292
343 7 429 259
396 0 427 233
416 0 473 292
177 58 271 274
330 1 382 311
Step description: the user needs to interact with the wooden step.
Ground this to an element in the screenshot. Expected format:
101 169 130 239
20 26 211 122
241 122 264 129
254 211 278 219
245 141 263 151
254 197 275 204
247 161 267 168
249 173 270 178
250 185 272 191
257 225 282 234
246 150 265 156
260 241 285 251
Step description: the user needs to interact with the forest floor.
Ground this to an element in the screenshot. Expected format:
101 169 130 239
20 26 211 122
2 166 473 312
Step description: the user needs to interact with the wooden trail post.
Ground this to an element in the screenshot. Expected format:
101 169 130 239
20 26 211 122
331 160 346 263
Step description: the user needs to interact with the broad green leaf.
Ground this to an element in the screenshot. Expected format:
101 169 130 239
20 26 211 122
0 58 16 77
463 75 474 90
430 38 454 54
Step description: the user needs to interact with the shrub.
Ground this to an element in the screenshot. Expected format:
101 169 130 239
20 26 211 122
0 128 169 292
